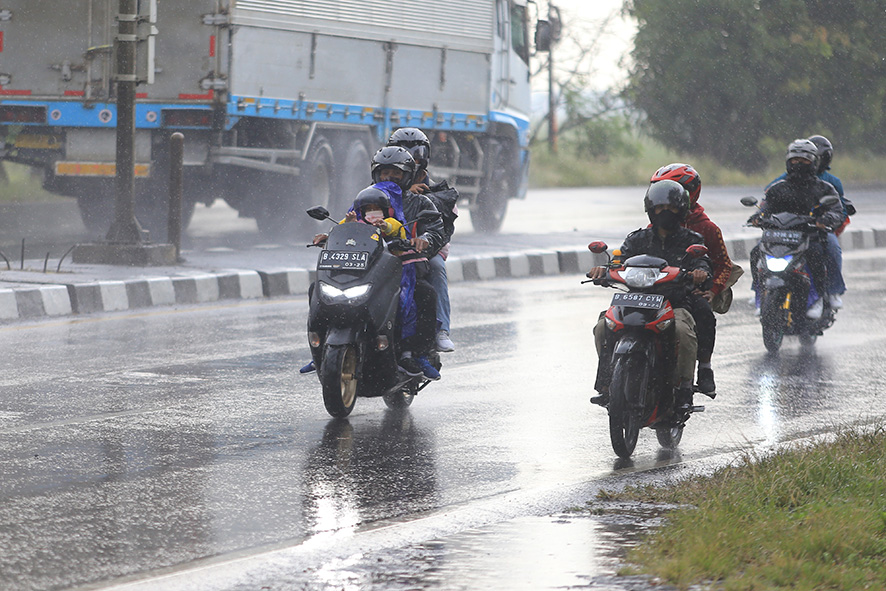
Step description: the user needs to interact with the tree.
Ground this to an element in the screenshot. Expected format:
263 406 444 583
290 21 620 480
625 0 886 172
530 4 637 160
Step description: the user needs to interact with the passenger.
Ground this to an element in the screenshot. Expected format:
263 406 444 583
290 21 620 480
650 163 737 396
587 180 712 416
343 187 405 240
387 127 458 353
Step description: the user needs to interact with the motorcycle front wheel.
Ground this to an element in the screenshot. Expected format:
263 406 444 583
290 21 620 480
608 355 646 458
760 292 787 353
320 344 359 417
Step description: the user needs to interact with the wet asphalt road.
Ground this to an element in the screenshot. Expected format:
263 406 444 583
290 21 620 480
1 247 885 590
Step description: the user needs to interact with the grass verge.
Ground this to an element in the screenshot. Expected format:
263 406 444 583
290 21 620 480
597 426 886 590
529 143 886 189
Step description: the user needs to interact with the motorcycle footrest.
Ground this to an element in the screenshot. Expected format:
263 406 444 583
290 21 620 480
691 405 705 413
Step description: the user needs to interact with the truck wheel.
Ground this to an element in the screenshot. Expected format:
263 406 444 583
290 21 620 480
134 185 196 242
256 136 334 238
77 194 114 236
333 138 370 216
472 141 512 233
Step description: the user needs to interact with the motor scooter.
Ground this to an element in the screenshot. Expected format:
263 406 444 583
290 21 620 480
586 241 709 458
305 206 440 417
741 195 839 353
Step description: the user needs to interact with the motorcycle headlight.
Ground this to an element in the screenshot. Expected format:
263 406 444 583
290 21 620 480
618 267 662 289
764 255 792 273
319 281 372 304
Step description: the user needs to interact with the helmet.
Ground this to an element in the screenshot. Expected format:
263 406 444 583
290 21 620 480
370 146 417 190
807 134 833 174
785 139 819 179
387 127 431 172
650 163 701 206
353 186 391 218
644 179 689 224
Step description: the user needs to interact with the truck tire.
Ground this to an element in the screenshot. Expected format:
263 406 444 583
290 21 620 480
472 140 512 233
134 183 196 243
333 138 370 216
77 194 114 236
256 136 334 238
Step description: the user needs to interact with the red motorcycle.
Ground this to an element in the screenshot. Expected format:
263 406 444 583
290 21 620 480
586 241 708 458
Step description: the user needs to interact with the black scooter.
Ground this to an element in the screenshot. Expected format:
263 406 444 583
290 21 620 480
305 206 440 417
741 196 839 353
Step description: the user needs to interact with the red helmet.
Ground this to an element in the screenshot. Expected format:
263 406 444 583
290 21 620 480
651 163 701 207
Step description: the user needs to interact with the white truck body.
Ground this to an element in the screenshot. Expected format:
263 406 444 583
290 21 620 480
0 0 534 235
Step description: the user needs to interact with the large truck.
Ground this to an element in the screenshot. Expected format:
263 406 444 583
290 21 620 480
0 0 536 238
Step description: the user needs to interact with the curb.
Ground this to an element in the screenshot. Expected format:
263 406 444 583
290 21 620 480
1 227 883 322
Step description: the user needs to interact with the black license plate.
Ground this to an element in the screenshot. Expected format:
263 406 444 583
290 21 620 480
318 250 369 270
762 229 803 245
611 292 664 309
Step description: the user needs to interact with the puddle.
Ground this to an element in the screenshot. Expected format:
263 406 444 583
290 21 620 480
299 502 679 590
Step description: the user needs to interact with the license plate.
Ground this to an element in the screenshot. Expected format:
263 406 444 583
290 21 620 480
318 250 369 270
611 292 664 309
762 229 803 245
14 134 62 149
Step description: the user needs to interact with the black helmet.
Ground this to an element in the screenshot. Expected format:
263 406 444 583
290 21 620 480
644 179 689 224
785 139 819 179
353 186 391 217
387 127 431 172
807 134 833 174
370 146 417 190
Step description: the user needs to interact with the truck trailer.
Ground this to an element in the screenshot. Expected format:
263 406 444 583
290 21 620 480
0 0 536 238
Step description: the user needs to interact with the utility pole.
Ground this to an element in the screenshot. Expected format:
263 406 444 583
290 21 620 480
546 3 562 153
105 0 143 244
72 0 176 265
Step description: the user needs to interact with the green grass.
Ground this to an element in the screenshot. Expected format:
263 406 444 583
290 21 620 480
0 162 61 203
529 142 886 189
599 427 886 590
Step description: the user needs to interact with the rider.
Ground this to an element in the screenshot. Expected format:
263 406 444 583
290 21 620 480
368 146 445 380
587 180 712 415
752 139 843 319
387 127 458 353
650 163 733 395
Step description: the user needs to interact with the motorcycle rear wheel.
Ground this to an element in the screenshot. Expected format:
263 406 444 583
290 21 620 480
760 293 787 353
656 424 683 449
799 332 818 348
382 389 415 409
608 356 645 458
320 344 358 417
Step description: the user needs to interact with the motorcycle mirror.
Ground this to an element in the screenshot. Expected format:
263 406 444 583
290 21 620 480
306 206 332 221
740 196 758 207
588 241 608 254
685 244 709 259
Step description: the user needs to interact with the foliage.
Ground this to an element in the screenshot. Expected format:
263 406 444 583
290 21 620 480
605 427 886 590
0 163 58 202
530 6 640 161
624 0 886 173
